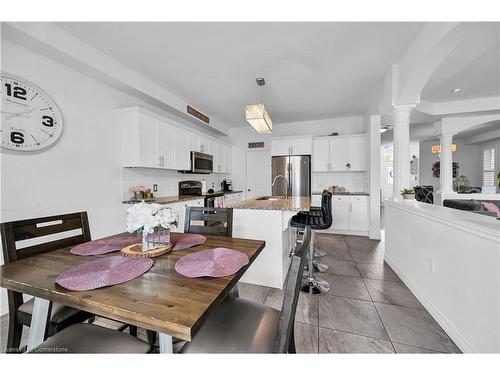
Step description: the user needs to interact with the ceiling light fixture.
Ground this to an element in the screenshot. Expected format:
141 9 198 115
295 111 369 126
432 144 457 154
451 88 461 93
245 78 272 134
380 125 390 133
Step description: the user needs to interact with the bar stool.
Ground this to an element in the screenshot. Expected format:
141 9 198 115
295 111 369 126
290 190 333 294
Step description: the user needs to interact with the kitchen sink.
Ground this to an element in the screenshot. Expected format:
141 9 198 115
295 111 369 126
256 196 286 201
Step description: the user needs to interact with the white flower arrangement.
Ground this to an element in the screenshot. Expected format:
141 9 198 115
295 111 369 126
126 201 178 235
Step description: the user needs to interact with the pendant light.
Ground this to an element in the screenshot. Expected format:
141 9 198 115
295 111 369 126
245 78 272 133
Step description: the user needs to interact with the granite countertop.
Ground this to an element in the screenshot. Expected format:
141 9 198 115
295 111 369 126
122 191 243 204
312 191 369 196
229 196 311 211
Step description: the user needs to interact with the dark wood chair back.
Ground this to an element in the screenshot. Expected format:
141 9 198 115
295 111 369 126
1 212 92 264
273 226 311 353
184 207 233 237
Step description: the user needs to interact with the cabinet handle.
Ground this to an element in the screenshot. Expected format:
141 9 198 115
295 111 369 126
290 146 293 155
346 163 351 169
158 155 162 167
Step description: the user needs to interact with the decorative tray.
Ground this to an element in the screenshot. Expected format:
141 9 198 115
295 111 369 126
121 243 172 258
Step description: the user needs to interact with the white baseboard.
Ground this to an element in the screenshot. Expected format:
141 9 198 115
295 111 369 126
385 256 475 353
327 229 369 237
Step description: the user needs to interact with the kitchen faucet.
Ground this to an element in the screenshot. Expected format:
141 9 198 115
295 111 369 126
272 174 289 199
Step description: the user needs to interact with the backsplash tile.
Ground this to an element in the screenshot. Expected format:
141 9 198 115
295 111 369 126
312 171 368 193
121 168 227 201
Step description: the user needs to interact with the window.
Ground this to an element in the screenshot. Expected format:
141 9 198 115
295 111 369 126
482 147 495 186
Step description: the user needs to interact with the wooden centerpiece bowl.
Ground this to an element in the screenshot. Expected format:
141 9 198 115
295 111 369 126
121 243 172 258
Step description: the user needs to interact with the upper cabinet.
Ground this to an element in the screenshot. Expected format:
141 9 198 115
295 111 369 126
118 108 231 173
271 137 312 156
312 134 366 172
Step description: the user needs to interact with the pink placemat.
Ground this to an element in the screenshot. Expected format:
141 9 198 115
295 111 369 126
175 248 249 278
171 233 207 250
71 233 138 256
56 255 153 291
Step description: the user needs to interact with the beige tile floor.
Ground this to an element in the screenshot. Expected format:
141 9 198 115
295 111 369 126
0 233 461 354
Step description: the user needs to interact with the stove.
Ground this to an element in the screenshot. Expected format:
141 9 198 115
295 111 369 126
178 180 224 207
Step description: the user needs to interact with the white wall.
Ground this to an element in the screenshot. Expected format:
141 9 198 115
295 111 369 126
385 200 500 353
419 138 480 190
230 116 367 194
0 39 228 315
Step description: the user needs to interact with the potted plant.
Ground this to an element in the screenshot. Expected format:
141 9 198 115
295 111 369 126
126 202 178 251
400 188 415 200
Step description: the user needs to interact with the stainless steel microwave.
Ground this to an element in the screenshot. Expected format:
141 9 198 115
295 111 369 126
180 151 213 174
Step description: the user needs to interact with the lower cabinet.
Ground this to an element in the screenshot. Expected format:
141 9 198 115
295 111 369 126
331 195 369 234
332 196 350 231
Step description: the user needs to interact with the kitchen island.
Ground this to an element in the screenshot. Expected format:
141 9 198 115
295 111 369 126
228 196 311 288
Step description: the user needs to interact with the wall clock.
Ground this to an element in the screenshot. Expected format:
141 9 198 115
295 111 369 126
1 73 63 152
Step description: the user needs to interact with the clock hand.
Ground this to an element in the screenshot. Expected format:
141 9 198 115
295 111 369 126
6 113 31 120
19 108 36 115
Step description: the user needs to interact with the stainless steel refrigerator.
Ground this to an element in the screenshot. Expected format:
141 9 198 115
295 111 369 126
271 155 311 197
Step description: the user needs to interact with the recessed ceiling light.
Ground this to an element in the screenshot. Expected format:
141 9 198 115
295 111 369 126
451 88 461 93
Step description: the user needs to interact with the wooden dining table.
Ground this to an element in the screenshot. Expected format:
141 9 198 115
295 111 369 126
0 233 266 353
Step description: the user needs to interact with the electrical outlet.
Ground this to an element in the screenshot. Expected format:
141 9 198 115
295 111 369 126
153 184 158 192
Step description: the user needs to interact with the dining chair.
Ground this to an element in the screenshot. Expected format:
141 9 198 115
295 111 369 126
143 206 235 349
29 323 152 354
180 226 311 353
184 207 233 237
1 212 97 351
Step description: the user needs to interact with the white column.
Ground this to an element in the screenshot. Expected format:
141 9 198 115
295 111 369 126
392 105 414 198
438 132 456 194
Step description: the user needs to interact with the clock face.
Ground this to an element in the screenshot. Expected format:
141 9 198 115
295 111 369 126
1 73 63 152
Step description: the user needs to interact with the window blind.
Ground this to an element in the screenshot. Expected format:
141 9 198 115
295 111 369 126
483 147 495 186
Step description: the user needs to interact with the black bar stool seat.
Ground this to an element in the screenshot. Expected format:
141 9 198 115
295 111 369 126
289 190 333 295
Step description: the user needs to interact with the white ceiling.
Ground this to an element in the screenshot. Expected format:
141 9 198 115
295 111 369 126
422 23 500 103
57 22 423 126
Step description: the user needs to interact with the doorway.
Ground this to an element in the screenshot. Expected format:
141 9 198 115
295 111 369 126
245 150 271 199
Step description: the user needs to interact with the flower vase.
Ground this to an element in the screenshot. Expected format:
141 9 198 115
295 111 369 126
139 228 171 252
137 230 151 252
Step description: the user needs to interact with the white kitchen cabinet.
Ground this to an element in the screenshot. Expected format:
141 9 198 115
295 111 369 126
189 133 201 153
347 135 366 171
214 143 225 173
332 196 350 230
119 107 232 172
330 137 349 171
139 114 159 168
312 138 331 172
121 112 168 169
158 121 175 169
199 136 214 155
349 196 369 231
271 137 312 156
331 195 369 233
173 127 190 170
224 145 232 173
311 134 366 172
